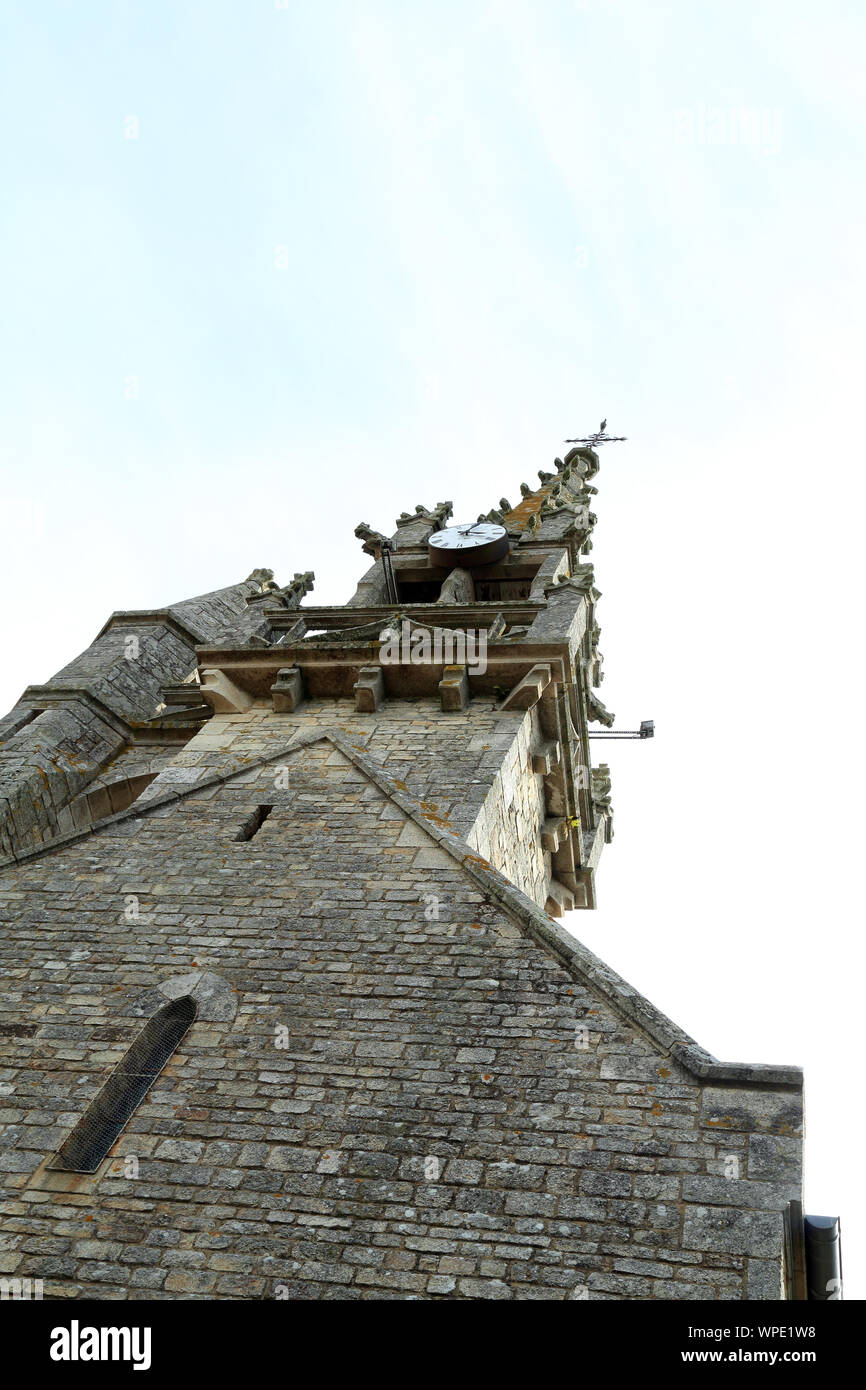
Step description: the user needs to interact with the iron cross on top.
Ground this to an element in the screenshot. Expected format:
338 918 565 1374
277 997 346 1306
565 420 627 448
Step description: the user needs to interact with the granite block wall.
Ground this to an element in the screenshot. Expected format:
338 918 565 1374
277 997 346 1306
0 702 803 1300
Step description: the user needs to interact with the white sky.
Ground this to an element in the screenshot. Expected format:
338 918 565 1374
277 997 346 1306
1 0 863 1297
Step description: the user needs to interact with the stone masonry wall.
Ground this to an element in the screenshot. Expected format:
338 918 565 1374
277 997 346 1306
0 577 274 862
465 704 548 906
0 701 126 860
0 701 803 1301
134 701 550 908
136 699 531 847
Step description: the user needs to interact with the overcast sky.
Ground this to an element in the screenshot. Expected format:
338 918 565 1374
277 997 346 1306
1 0 864 1297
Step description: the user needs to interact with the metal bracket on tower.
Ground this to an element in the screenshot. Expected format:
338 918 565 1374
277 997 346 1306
380 540 399 605
588 719 654 740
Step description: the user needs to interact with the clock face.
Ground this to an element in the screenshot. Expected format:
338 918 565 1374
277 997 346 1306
428 522 509 569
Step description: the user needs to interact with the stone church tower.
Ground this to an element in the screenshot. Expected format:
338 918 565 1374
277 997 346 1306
0 448 816 1300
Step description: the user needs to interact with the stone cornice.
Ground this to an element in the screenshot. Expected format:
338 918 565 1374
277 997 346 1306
272 602 545 630
18 686 135 740
191 642 574 703
92 610 207 647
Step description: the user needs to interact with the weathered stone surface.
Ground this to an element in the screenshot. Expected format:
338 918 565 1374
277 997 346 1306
747 1258 784 1299
0 720 798 1297
0 462 805 1301
747 1133 802 1182
700 1088 803 1137
682 1206 784 1258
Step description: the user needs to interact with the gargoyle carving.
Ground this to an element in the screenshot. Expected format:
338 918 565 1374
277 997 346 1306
587 689 615 727
588 620 605 686
395 500 453 530
354 522 390 557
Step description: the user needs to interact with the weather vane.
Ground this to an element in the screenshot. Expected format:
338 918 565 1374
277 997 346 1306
565 419 627 448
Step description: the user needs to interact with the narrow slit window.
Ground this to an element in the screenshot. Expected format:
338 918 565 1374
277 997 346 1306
235 804 273 841
48 995 197 1174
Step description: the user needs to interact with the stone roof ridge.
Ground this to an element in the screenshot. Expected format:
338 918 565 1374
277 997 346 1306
0 724 802 1090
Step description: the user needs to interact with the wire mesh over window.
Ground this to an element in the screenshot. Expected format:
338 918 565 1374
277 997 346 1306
48 995 197 1174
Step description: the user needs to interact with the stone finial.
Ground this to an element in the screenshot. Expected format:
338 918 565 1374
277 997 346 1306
245 567 279 592
499 498 512 513
519 482 532 498
279 571 315 607
354 522 390 557
393 500 453 532
538 470 555 483
564 444 600 480
296 570 315 588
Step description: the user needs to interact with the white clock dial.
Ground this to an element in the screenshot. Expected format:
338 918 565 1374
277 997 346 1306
428 522 509 569
429 523 506 548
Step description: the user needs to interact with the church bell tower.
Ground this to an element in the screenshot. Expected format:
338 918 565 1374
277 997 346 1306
198 445 615 914
0 443 819 1303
